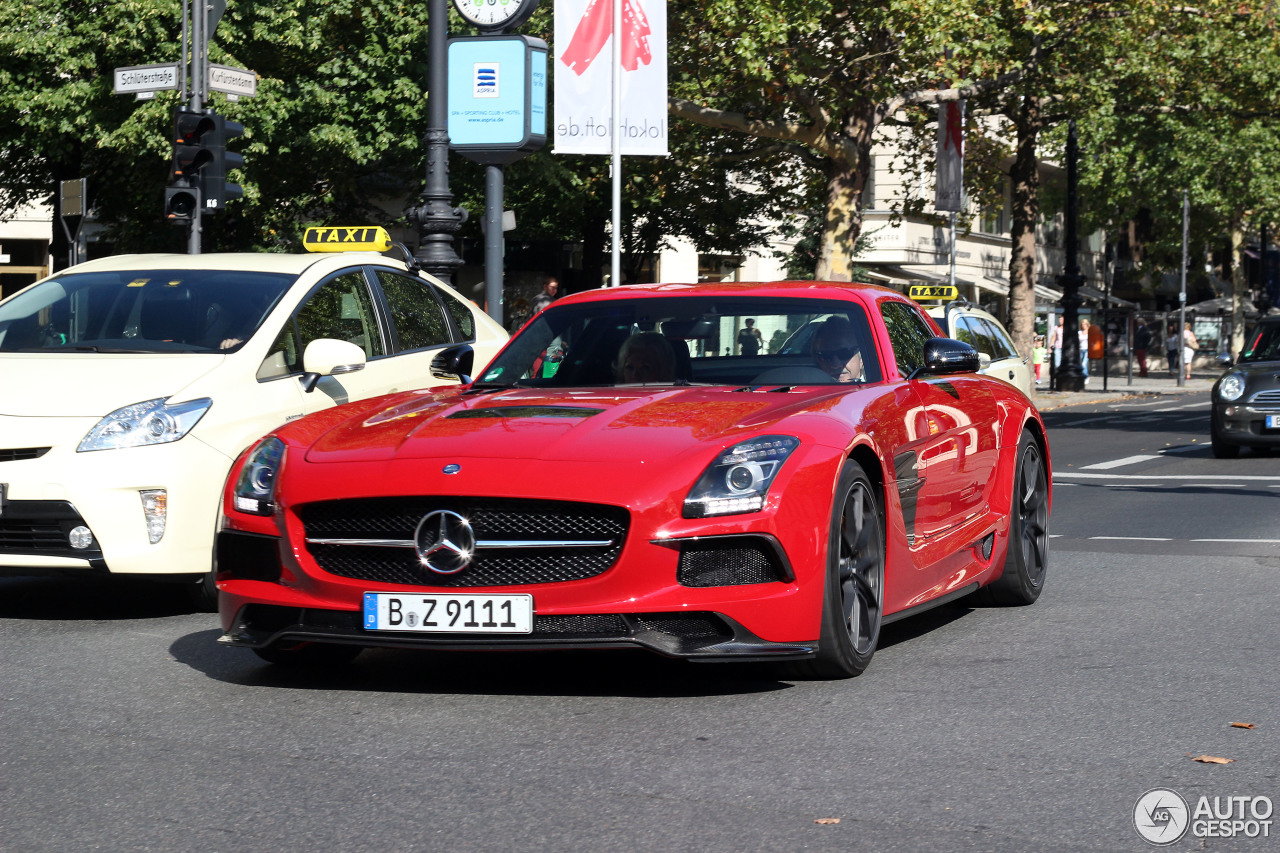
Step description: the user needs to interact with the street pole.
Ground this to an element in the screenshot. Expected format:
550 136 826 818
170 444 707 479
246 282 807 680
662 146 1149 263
484 164 504 325
409 0 466 287
187 0 203 254
1056 120 1086 392
1178 190 1189 387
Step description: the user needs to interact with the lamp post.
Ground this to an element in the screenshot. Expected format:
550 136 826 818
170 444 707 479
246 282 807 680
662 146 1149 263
407 0 466 286
1056 120 1086 392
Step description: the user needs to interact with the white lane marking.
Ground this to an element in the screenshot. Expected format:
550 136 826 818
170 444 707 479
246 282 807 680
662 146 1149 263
1160 445 1205 454
1055 472 1280 481
1193 538 1280 543
1082 454 1161 470
1154 403 1210 412
1089 536 1172 541
1062 415 1120 426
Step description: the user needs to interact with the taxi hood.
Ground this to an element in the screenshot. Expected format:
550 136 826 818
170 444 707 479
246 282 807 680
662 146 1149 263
301 386 839 465
0 353 224 417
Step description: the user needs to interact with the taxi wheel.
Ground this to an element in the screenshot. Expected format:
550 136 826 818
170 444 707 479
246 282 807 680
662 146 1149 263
253 643 363 668
977 430 1049 606
786 462 884 679
185 570 218 613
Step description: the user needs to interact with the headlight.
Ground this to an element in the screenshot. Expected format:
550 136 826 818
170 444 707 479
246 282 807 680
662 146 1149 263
77 397 212 452
233 437 286 516
684 435 800 518
1218 372 1246 402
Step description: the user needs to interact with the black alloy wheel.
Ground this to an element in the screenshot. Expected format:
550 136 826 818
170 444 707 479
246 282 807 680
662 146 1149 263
787 463 885 679
978 429 1049 606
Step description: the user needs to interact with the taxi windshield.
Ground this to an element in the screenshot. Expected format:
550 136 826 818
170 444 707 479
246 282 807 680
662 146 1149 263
475 295 881 388
0 269 295 353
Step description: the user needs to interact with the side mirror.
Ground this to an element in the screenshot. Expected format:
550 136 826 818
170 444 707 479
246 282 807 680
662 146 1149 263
909 337 980 379
977 351 992 370
432 344 475 384
300 338 366 393
1215 352 1234 368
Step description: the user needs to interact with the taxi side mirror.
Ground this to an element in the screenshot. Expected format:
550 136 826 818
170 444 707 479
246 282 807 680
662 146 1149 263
300 338 367 393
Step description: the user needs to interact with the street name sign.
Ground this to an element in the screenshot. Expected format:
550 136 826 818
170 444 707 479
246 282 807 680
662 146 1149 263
113 64 180 95
209 64 257 98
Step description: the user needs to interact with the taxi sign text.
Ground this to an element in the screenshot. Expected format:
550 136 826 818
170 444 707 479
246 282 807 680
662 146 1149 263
303 227 392 253
908 284 959 301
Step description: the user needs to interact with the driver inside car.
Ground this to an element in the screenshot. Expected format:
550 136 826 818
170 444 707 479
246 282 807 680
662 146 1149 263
812 316 866 383
615 332 677 384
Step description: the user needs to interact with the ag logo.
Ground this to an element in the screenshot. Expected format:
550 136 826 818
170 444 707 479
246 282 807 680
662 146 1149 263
413 510 475 575
1134 788 1190 845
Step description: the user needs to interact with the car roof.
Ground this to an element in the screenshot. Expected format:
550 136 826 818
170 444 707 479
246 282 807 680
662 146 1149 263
56 252 398 276
555 280 909 305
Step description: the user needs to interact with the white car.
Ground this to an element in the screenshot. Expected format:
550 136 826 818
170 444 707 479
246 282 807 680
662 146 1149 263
0 230 507 608
927 302 1034 399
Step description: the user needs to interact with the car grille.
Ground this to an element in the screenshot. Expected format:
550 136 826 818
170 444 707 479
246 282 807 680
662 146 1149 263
675 536 792 587
0 501 102 559
0 447 51 463
296 497 629 587
1250 389 1280 406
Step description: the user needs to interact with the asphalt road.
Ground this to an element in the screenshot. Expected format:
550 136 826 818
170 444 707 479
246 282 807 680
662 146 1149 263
3 390 1277 852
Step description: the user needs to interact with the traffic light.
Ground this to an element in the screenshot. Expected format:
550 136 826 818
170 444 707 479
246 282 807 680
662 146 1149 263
164 108 215 221
200 113 244 211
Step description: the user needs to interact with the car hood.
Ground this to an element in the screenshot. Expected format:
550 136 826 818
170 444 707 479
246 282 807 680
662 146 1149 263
0 353 224 417
302 386 847 465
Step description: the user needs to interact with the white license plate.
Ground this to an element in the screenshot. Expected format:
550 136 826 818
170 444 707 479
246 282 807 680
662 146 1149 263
1267 415 1280 430
363 592 533 634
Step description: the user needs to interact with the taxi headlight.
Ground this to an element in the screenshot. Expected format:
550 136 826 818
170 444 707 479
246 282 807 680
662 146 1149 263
1218 372 1246 402
233 437 286 516
684 435 799 518
78 397 212 452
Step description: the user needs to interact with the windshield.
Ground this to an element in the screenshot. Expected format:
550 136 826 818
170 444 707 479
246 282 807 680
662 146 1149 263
0 269 296 353
1239 321 1280 363
476 296 882 388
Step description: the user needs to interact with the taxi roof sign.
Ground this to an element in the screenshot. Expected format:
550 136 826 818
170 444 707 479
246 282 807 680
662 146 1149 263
303 226 392 253
907 284 959 302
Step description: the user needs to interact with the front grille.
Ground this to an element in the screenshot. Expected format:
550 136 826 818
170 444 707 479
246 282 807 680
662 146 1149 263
297 497 628 587
1250 389 1280 406
676 537 790 587
632 614 733 639
0 447 50 462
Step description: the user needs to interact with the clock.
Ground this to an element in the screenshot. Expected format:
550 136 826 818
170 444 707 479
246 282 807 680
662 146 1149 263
453 0 540 34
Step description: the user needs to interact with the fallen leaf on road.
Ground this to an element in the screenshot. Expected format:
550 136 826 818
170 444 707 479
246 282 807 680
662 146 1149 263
1192 755 1235 764
814 818 841 825
1230 722 1255 729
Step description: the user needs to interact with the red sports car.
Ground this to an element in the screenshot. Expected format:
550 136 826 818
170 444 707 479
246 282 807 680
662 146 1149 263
216 281 1051 678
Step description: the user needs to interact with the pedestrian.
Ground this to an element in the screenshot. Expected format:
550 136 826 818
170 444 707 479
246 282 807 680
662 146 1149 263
531 275 559 314
1079 319 1091 386
737 318 763 356
1032 335 1046 385
1181 321 1199 380
1133 319 1152 378
1047 315 1064 388
1165 324 1180 377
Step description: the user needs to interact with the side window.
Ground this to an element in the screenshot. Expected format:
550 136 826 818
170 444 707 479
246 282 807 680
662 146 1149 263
961 315 996 357
879 301 936 377
952 315 979 349
375 271 451 352
295 271 385 358
256 271 384 381
434 285 476 341
980 317 1019 360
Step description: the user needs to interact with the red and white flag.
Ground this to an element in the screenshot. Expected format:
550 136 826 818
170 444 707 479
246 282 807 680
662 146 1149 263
554 0 668 155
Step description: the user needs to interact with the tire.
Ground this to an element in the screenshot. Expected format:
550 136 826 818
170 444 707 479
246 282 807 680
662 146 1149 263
253 643 363 668
185 570 219 613
786 462 885 679
978 430 1049 606
1210 420 1240 458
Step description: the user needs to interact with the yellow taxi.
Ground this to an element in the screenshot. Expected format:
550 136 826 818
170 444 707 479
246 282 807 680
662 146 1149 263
0 228 506 608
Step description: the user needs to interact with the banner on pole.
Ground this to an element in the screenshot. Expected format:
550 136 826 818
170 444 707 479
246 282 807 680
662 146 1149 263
934 100 964 212
554 0 668 156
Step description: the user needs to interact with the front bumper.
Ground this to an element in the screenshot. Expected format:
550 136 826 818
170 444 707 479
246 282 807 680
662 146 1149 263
0 414 231 576
217 600 816 662
1212 403 1280 448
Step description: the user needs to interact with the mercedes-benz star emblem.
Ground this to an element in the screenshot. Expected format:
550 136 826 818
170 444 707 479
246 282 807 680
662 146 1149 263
413 510 475 575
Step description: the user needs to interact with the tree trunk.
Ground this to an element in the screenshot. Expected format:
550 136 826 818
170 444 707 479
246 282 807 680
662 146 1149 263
1007 95 1042 362
815 145 869 281
1228 218 1247 358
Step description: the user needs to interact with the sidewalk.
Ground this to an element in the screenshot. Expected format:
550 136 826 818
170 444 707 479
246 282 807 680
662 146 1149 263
1031 369 1218 410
